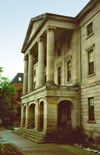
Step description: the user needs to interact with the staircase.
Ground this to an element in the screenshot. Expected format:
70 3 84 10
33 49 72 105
12 128 59 143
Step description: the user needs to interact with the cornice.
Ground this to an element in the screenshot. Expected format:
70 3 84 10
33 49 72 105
76 0 100 22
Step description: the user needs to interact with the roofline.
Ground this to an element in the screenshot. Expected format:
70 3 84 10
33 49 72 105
21 0 100 54
21 13 76 53
76 0 100 21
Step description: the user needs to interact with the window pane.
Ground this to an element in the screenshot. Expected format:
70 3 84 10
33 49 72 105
58 67 61 85
87 22 93 35
18 77 22 81
67 61 71 82
67 38 71 49
58 48 61 56
88 98 94 121
88 50 94 75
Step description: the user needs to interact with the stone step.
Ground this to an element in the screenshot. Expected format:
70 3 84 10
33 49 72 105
13 130 45 143
13 128 59 143
13 129 44 140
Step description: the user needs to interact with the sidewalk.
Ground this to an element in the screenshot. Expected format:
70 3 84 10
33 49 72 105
0 128 76 155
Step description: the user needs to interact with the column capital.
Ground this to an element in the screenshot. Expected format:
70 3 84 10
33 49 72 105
37 37 46 43
45 26 56 33
28 50 35 55
23 55 28 61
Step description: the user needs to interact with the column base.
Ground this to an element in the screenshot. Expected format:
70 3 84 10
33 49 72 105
45 81 58 87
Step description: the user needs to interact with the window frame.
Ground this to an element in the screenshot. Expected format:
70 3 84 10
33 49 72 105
86 43 95 77
18 77 22 81
88 49 94 75
67 61 71 82
88 97 95 121
58 48 61 57
67 38 71 50
87 22 93 36
34 70 36 76
58 67 61 85
56 62 62 86
65 55 72 84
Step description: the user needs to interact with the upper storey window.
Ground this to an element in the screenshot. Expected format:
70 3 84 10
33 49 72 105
58 67 61 85
18 77 22 81
88 97 94 121
87 22 93 36
67 38 71 49
67 61 71 82
34 70 36 76
58 48 61 57
88 49 94 75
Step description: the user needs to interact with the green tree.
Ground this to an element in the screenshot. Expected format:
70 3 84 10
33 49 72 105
0 67 17 125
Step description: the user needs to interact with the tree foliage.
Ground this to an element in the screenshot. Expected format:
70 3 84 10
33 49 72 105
0 67 17 124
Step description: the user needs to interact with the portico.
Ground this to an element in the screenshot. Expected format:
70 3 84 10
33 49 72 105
21 13 80 136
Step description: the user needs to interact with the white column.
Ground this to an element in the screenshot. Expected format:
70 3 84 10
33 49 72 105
25 103 29 128
46 26 56 84
23 56 28 95
28 51 33 93
21 104 24 128
37 38 45 88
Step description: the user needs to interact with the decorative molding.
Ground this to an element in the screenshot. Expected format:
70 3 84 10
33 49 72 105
56 62 62 68
28 50 35 55
23 54 28 61
65 55 72 62
85 43 95 52
45 25 56 33
37 37 46 43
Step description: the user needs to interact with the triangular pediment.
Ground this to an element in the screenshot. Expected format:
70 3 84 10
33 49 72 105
21 13 46 52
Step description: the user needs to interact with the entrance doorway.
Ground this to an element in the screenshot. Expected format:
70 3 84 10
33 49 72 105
29 104 35 128
58 100 72 132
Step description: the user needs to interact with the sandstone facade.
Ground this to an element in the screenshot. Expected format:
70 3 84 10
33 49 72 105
21 0 100 141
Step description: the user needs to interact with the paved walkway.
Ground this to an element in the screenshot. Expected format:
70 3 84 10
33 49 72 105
0 127 76 155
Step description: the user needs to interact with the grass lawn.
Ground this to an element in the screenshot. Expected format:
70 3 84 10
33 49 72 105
60 145 97 155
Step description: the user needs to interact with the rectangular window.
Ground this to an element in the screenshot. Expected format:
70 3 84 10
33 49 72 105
87 22 93 36
88 49 94 75
67 61 71 82
34 81 36 90
58 67 61 85
58 48 61 56
18 77 22 81
67 38 71 49
34 70 36 76
88 97 94 121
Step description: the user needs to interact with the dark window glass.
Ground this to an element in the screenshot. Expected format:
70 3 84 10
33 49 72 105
58 67 61 85
67 61 71 82
34 70 36 76
88 97 94 121
67 38 71 49
58 48 61 56
88 50 94 75
87 22 93 36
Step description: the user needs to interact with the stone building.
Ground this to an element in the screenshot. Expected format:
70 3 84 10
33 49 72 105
20 0 100 142
11 73 23 122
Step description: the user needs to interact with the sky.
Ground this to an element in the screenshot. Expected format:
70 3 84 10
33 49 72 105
0 0 90 81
